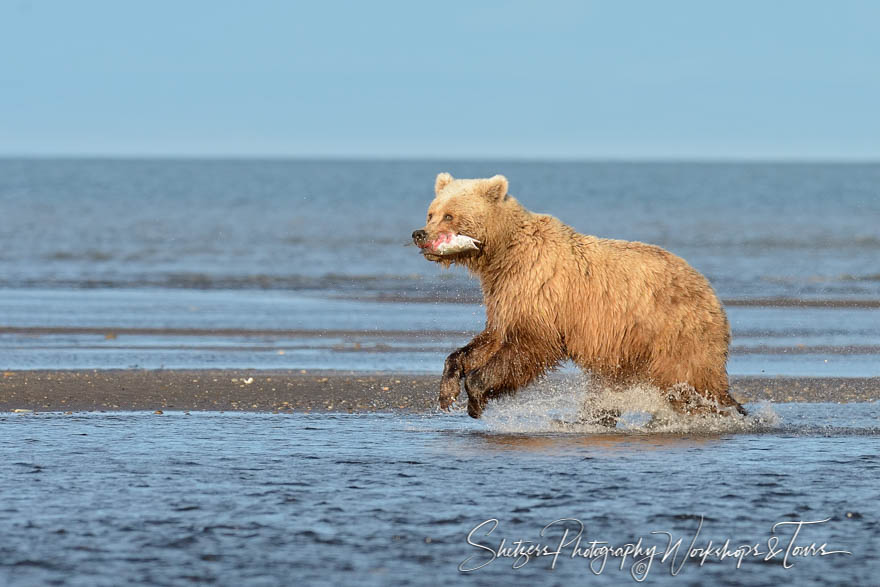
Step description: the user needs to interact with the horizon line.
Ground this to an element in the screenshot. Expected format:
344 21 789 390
1 153 879 164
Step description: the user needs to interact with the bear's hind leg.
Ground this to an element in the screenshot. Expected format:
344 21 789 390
664 383 747 417
714 387 747 416
693 372 747 416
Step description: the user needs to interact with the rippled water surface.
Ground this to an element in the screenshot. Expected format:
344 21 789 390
1 160 878 585
2 403 878 586
2 159 878 299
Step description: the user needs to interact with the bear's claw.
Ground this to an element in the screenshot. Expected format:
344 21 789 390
439 377 461 410
438 394 455 410
467 397 484 419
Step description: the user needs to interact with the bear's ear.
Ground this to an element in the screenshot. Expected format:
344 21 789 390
482 174 509 202
435 172 454 194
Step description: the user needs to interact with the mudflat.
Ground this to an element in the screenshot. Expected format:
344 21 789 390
1 370 878 413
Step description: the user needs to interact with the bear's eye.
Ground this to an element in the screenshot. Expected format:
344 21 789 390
443 214 453 222
427 213 433 221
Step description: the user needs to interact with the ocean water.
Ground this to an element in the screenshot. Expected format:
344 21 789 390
2 404 878 586
1 160 879 585
0 159 878 373
1 159 879 297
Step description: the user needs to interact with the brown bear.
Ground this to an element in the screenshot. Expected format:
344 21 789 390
412 172 746 421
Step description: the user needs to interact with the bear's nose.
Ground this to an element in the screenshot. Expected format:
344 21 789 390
412 229 427 244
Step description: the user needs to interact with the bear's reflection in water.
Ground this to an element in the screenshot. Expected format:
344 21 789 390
458 431 723 455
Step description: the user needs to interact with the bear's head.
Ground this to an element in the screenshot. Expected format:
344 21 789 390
412 173 510 267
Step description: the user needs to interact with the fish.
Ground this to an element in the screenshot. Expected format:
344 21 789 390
432 233 481 255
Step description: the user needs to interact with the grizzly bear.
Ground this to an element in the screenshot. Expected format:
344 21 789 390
412 172 746 421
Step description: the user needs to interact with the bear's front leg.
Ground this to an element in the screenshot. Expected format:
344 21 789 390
439 348 467 410
463 339 560 419
438 330 498 410
463 369 504 419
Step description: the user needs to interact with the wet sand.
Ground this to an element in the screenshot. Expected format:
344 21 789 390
1 370 878 413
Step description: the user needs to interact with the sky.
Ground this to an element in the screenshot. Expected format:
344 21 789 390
1 0 878 159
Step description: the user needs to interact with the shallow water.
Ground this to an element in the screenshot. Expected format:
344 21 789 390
2 403 878 586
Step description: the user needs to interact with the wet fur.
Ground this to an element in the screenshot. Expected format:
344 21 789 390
416 173 745 419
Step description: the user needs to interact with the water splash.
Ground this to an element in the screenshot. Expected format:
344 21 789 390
480 373 780 434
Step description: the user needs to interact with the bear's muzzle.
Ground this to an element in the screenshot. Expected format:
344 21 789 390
412 229 428 247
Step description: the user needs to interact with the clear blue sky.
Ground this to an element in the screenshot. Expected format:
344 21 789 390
1 0 878 159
